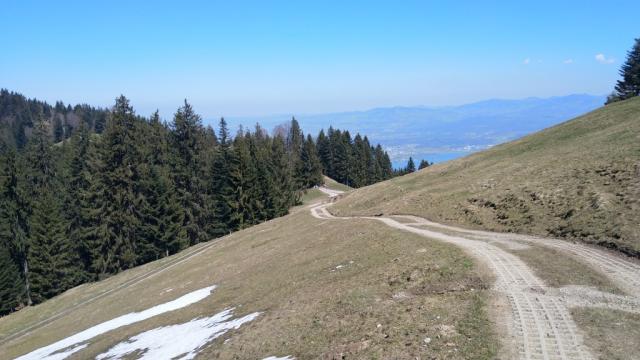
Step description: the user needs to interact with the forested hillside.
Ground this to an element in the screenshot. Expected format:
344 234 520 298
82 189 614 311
0 93 394 315
0 89 108 149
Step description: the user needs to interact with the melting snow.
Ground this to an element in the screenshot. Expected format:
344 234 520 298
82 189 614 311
96 309 260 360
15 286 217 360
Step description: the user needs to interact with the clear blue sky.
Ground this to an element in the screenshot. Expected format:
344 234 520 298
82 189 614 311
1 1 638 117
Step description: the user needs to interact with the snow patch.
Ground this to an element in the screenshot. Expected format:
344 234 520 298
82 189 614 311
332 260 354 271
15 286 217 360
96 308 260 360
262 357 295 360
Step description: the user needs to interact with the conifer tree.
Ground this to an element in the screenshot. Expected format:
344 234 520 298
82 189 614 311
286 118 305 189
247 125 272 222
0 242 23 314
608 38 640 103
316 129 332 175
418 159 430 170
138 164 186 260
0 148 29 309
25 120 83 302
53 117 64 142
351 134 368 187
362 136 377 185
70 128 106 281
269 135 295 216
210 118 239 236
233 131 258 228
379 147 393 180
138 112 187 260
406 157 416 173
171 101 208 245
299 134 323 188
28 190 69 302
330 129 350 185
90 96 143 276
63 123 94 279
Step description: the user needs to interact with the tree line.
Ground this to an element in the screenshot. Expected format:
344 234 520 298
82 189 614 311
0 95 395 315
0 89 108 149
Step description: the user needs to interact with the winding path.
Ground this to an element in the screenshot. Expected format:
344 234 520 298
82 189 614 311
313 187 640 360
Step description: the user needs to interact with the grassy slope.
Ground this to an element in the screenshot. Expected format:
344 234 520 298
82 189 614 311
0 199 496 359
333 97 640 255
572 308 640 360
323 175 353 192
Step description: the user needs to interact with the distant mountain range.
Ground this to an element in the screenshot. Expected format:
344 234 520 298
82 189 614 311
216 94 606 167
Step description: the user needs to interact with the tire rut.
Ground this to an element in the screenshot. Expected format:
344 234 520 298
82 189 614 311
311 198 594 359
394 215 640 298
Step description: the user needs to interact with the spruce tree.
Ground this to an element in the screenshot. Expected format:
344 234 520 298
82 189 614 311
233 131 258 228
406 157 416 173
171 100 208 245
53 116 64 142
138 112 187 260
63 123 93 280
380 149 393 179
362 136 376 185
330 129 350 185
0 242 23 314
608 38 640 103
139 164 186 260
28 190 69 302
25 121 82 302
286 118 305 190
210 118 239 236
91 96 143 276
316 129 332 176
351 134 368 187
269 136 294 217
0 148 29 309
247 125 272 222
418 159 431 170
299 134 323 188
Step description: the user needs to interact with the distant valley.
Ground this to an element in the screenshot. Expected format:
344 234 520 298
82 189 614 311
219 94 605 167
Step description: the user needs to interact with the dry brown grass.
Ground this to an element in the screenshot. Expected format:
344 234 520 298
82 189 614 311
511 246 623 294
0 202 497 359
572 308 640 360
323 176 352 192
333 97 640 256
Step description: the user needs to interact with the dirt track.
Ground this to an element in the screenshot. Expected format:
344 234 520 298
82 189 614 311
313 187 640 360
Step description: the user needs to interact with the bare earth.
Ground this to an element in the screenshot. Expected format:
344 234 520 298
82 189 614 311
315 187 640 360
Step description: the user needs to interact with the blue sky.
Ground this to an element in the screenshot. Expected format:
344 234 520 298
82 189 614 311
1 1 638 117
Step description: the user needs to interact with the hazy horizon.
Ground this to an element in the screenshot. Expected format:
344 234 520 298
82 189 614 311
2 1 637 118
